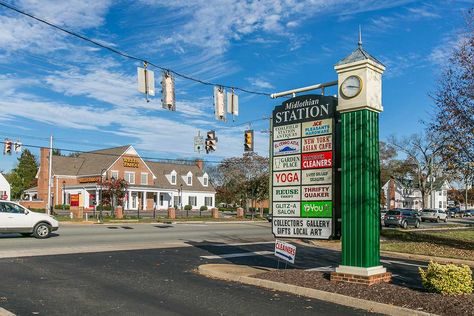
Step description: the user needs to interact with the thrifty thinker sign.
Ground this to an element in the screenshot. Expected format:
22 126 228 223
274 239 296 264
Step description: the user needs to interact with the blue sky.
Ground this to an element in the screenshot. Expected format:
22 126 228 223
0 0 472 172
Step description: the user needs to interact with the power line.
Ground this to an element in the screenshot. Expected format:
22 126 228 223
0 1 271 97
0 140 229 165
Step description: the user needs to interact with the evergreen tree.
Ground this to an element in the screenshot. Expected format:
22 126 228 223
6 149 38 199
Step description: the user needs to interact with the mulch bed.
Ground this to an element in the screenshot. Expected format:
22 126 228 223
253 270 474 316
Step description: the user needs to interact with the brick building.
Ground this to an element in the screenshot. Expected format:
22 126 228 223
21 145 215 212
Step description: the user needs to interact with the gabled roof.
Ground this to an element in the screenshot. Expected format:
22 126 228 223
76 145 131 176
335 45 385 67
146 161 214 192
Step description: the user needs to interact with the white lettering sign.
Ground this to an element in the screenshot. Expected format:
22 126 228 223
272 218 332 239
273 123 301 141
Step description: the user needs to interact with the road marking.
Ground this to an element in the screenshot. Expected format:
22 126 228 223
211 241 275 247
200 251 273 259
381 259 427 268
305 266 334 272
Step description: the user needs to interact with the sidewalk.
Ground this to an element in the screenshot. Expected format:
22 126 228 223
198 264 432 316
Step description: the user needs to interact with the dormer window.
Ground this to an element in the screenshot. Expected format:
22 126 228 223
186 171 192 186
204 177 208 186
170 170 177 185
203 173 209 186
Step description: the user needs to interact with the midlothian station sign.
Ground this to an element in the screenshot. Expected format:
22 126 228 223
271 94 338 239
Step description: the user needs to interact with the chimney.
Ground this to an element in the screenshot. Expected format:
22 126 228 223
195 159 204 170
37 147 50 203
389 177 395 210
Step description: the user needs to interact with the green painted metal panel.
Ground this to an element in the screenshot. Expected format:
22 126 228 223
340 110 380 268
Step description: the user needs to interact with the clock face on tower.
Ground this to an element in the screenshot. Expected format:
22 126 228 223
340 75 362 99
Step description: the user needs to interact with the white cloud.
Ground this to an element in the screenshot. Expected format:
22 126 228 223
0 0 112 54
141 0 416 55
247 77 275 90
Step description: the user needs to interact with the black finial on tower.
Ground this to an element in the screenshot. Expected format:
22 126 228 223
358 25 362 47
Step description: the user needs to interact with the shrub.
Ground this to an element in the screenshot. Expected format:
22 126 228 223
419 261 473 295
96 205 113 211
54 204 70 210
184 204 192 211
200 205 208 211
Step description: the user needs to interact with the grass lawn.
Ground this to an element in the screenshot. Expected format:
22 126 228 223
381 229 474 260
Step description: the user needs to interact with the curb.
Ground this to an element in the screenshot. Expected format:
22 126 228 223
0 307 15 316
198 264 435 316
58 220 267 225
300 240 474 268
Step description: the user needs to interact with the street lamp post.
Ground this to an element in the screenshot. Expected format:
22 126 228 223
62 180 66 211
99 168 107 222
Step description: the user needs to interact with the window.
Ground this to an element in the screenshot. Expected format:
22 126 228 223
160 194 164 206
443 190 447 196
125 172 135 184
111 170 119 180
439 201 442 208
0 202 25 214
205 197 213 207
170 170 177 185
187 176 192 185
141 173 148 185
188 196 197 206
439 191 442 196
203 177 208 186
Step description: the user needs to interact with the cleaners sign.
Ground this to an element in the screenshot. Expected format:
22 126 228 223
274 239 296 264
271 94 337 239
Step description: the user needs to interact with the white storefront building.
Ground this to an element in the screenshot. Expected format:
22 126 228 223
0 173 11 201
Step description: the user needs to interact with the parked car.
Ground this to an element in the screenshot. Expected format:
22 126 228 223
464 210 474 217
384 209 421 229
380 209 387 221
265 213 273 222
421 209 448 222
0 201 59 238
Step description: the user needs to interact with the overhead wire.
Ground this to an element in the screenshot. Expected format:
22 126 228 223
0 1 272 97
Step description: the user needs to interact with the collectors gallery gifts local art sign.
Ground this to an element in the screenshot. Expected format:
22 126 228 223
271 95 337 239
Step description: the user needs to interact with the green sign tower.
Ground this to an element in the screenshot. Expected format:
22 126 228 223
331 40 391 284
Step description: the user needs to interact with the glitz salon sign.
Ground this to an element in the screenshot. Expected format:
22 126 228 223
271 94 337 240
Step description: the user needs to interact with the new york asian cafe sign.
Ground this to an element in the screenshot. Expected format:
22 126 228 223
271 94 337 240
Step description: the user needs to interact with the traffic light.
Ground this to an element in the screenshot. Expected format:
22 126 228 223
3 139 12 155
14 141 22 153
244 130 254 152
205 130 217 154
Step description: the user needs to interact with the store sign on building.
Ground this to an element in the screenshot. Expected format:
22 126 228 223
123 157 139 168
271 94 337 239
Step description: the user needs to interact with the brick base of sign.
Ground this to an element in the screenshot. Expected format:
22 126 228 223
330 271 392 286
211 208 219 219
167 207 176 219
236 207 244 218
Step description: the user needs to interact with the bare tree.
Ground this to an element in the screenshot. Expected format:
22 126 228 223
430 9 474 197
389 133 444 208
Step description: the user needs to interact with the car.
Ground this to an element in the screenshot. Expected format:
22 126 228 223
464 210 474 217
421 209 448 222
380 209 387 221
265 213 273 222
384 209 421 229
0 201 59 238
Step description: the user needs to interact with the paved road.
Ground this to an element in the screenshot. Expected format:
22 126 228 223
0 222 448 315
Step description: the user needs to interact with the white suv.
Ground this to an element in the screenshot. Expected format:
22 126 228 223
421 209 448 223
0 201 59 238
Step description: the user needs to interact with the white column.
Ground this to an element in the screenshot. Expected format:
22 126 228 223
143 191 147 211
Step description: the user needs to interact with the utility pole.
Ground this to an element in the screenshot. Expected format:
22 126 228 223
46 135 53 215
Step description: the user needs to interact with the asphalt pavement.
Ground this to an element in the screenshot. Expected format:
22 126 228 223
0 222 456 315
